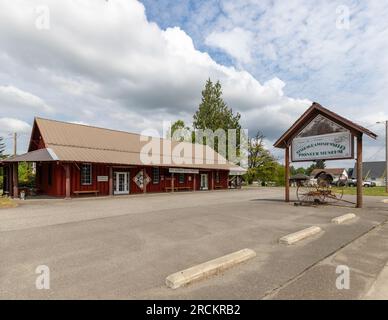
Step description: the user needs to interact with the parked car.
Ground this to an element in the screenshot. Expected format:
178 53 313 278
363 181 376 187
346 179 376 187
347 178 357 187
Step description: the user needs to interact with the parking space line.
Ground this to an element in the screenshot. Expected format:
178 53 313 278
279 226 322 245
165 248 256 289
331 213 357 224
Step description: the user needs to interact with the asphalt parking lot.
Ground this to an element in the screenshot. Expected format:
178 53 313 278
1 188 388 299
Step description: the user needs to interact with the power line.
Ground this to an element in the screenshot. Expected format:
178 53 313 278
365 145 385 161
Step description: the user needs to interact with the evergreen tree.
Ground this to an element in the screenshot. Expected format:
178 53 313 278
0 136 6 159
193 79 241 159
167 120 190 142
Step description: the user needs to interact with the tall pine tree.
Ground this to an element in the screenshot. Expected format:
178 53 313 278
193 79 241 160
0 136 5 159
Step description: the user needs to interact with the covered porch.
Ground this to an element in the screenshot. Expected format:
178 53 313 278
1 148 65 199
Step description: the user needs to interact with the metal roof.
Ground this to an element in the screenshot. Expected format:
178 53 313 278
352 161 386 179
5 117 246 172
4 148 58 162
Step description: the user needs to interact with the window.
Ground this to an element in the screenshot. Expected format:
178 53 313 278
216 171 220 184
81 164 92 185
152 167 160 184
179 173 185 184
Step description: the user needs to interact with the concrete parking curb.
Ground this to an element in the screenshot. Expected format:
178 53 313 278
331 213 357 224
279 226 322 245
165 248 256 289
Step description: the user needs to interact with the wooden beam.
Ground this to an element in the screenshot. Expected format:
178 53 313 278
109 167 113 196
193 174 196 192
285 146 290 202
12 162 18 199
65 163 71 199
356 135 363 208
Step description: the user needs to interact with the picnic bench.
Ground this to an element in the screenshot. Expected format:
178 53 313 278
73 190 99 197
165 186 192 192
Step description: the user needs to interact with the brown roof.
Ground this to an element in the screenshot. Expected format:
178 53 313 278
274 102 377 148
6 117 245 172
311 168 346 177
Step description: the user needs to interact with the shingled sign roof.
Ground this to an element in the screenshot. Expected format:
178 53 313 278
274 102 377 148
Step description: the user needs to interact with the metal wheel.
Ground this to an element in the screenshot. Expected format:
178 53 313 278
297 182 315 203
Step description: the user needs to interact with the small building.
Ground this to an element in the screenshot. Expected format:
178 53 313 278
1 118 246 198
352 161 387 186
310 168 348 183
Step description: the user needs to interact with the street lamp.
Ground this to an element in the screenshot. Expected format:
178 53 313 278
376 121 388 193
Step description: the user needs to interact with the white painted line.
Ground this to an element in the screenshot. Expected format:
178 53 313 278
331 213 357 224
165 248 256 289
279 226 322 245
382 199 388 204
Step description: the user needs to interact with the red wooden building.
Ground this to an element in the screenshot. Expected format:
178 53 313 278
1 118 246 198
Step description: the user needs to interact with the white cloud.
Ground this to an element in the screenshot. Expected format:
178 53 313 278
205 27 255 64
0 0 311 147
0 85 53 113
0 118 31 134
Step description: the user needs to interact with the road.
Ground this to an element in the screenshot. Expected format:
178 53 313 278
1 188 388 299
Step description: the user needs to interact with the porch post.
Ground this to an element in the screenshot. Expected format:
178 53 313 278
65 163 71 199
193 173 196 191
171 173 174 192
12 162 18 199
285 145 290 202
211 171 215 190
356 134 363 208
109 167 113 196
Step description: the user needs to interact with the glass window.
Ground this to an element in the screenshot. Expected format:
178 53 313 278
152 167 160 184
81 164 92 185
179 173 185 184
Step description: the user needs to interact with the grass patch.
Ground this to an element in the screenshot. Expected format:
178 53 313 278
334 186 388 197
0 197 17 209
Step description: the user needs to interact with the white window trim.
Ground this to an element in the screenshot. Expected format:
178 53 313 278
81 163 93 186
152 167 160 184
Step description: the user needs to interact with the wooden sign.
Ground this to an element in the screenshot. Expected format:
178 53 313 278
291 131 352 162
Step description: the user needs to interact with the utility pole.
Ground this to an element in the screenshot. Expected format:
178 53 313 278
386 120 388 193
13 132 17 156
377 121 388 193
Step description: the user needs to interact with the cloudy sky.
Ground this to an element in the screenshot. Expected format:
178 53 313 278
0 0 387 166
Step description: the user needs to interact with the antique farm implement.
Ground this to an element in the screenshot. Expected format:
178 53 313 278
294 173 349 204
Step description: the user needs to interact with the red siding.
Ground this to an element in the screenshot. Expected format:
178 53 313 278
37 162 229 197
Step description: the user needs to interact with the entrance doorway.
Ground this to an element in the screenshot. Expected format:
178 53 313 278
200 173 208 190
114 172 130 195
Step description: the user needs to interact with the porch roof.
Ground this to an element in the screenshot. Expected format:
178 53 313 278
2 148 58 163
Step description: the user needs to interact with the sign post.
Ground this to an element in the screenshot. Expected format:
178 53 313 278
356 135 363 208
285 145 290 202
273 103 377 208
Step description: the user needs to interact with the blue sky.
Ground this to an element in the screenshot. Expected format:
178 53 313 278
0 0 387 166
